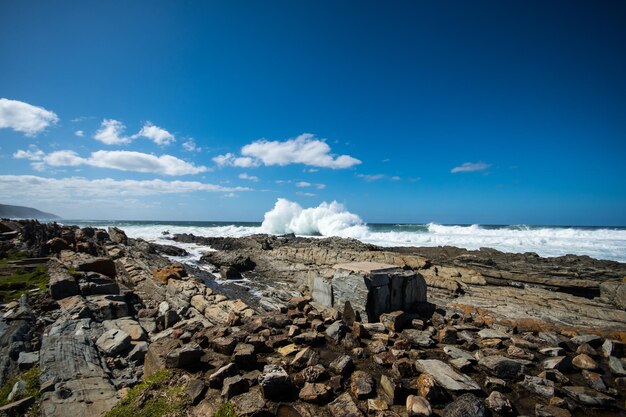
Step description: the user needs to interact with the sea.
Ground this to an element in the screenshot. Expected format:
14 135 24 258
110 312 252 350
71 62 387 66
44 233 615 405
60 198 626 264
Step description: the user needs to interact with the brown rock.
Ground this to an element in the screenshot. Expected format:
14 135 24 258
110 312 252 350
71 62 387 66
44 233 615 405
298 382 332 404
406 395 432 416
351 370 375 399
572 354 598 371
380 311 405 332
328 392 364 417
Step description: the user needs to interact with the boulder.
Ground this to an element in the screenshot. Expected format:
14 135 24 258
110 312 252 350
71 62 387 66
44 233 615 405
95 329 131 356
165 343 202 369
258 365 294 402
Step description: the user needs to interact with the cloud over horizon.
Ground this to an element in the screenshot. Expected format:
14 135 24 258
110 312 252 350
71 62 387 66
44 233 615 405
0 98 59 136
214 133 361 169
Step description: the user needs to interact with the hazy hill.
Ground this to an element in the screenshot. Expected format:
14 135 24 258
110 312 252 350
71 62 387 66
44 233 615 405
0 203 60 219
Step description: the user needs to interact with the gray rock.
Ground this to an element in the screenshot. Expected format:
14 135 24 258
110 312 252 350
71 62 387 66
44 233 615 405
185 379 206 405
48 261 79 300
258 365 294 402
329 354 354 377
7 380 26 401
485 391 513 414
443 393 486 417
443 345 476 362
406 394 432 417
520 375 555 397
96 329 131 356
328 392 364 417
478 329 509 339
208 363 238 389
478 355 530 379
0 396 36 415
608 356 626 376
602 339 625 358
561 385 614 407
128 342 149 362
402 329 435 347
165 343 202 368
222 375 249 400
17 351 39 370
539 347 564 357
325 321 347 343
415 359 480 391
233 343 256 370
570 334 602 347
543 356 572 372
351 370 375 399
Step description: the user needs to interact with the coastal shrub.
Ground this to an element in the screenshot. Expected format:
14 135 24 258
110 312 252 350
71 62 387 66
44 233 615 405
0 366 41 406
0 264 48 302
105 370 187 417
214 402 237 417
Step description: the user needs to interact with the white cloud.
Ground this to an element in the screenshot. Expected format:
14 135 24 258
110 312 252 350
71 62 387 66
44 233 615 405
94 119 132 145
14 147 208 176
0 175 250 202
296 191 316 197
134 122 175 146
357 174 386 181
214 134 360 169
451 162 491 173
13 145 44 161
222 193 239 198
0 98 59 136
391 176 401 181
238 172 259 182
182 139 201 152
75 130 84 137
296 181 312 187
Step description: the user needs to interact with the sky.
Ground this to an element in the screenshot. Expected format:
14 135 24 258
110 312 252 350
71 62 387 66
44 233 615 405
0 1 625 225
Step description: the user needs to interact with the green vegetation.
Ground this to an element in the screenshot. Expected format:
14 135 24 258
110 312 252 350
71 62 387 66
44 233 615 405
0 366 41 407
0 251 28 266
105 370 188 417
214 402 237 417
0 264 48 302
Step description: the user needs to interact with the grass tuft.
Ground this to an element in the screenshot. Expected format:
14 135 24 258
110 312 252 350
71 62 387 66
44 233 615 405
0 366 41 406
0 264 48 302
214 402 237 417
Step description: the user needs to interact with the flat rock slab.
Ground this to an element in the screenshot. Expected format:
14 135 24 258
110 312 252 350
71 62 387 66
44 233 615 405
415 359 480 392
561 386 615 407
478 355 531 380
40 376 118 417
478 329 510 339
333 262 401 274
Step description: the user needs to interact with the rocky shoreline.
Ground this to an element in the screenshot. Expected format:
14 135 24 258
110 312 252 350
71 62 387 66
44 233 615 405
0 220 624 416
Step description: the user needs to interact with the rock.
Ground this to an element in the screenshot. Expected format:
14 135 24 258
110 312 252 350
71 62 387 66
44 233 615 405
380 311 405 332
438 327 458 344
478 329 509 339
539 347 564 357
393 357 414 378
449 358 472 371
484 377 507 390
96 329 131 356
165 343 202 368
128 342 148 362
0 396 36 416
153 263 187 284
75 256 116 277
442 393 486 417
212 336 238 355
208 363 238 389
572 353 598 371
368 397 389 413
414 359 480 392
485 391 513 415
48 261 79 300
107 227 128 245
232 343 256 369
608 356 626 376
328 392 364 417
601 339 625 358
222 375 249 400
277 343 299 356
103 318 147 341
374 351 397 367
298 382 332 403
543 356 572 372
325 321 347 343
443 345 476 362
7 380 26 401
561 385 615 407
259 365 294 402
156 309 180 330
329 354 354 377
351 370 375 399
520 375 555 397
478 355 530 379
570 334 602 348
582 370 607 392
17 351 39 370
380 374 408 405
231 388 266 416
291 347 319 370
506 345 534 360
539 369 570 384
416 373 447 404
535 404 571 417
576 343 597 356
402 329 435 347
406 395 432 417
186 379 206 405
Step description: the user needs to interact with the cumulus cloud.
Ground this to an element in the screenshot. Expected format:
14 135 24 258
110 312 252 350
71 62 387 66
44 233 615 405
238 172 259 182
0 175 250 202
182 139 201 152
0 98 59 136
134 122 175 146
213 133 361 169
75 130 84 137
94 119 132 145
94 119 176 146
451 162 491 173
13 147 207 176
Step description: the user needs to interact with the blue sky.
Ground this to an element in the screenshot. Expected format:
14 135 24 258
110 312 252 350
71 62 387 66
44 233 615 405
0 1 625 225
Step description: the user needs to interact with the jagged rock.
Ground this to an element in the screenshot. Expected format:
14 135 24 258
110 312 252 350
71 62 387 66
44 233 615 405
48 261 79 300
212 336 238 355
507 345 534 360
561 385 614 407
259 365 294 402
415 359 480 391
0 396 36 416
543 356 572 372
449 358 472 371
156 309 180 330
406 395 432 417
351 370 375 399
438 327 458 344
572 354 598 371
601 339 625 357
222 375 249 399
608 356 626 376
298 382 332 403
485 391 513 414
75 256 116 277
478 329 509 339
231 388 266 416
208 363 238 389
478 355 530 379
152 263 187 284
107 227 128 245
535 404 572 417
233 343 256 369
47 237 70 253
79 273 119 296
328 392 364 417
442 393 486 417
17 351 39 370
393 357 414 378
416 373 448 404
185 379 206 405
325 321 347 343
165 343 202 368
380 311 405 332
576 343 597 356
582 370 607 392
402 329 435 347
570 334 602 348
290 347 318 370
128 341 148 362
380 374 407 405
520 375 555 397
443 346 476 362
96 329 131 356
540 347 564 357
7 380 25 401
103 318 147 341
539 369 570 384
329 354 354 377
